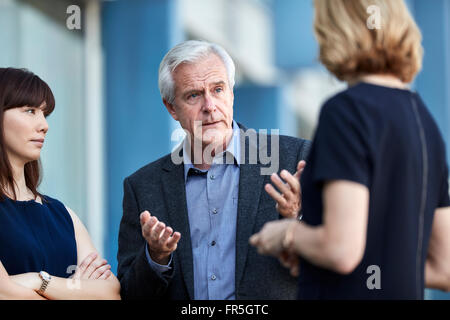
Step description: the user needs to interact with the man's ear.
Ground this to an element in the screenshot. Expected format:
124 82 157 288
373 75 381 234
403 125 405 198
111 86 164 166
163 99 179 121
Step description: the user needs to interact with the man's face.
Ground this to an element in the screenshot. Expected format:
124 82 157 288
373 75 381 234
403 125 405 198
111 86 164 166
164 53 234 152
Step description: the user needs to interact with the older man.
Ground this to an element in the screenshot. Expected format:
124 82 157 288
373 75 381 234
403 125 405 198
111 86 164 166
117 40 310 299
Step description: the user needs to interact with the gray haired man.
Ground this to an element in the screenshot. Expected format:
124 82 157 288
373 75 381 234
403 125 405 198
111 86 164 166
117 40 311 299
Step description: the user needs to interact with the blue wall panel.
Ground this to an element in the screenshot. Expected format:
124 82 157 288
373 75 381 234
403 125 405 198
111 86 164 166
102 0 182 272
233 84 297 137
414 0 450 300
273 0 318 70
414 0 450 163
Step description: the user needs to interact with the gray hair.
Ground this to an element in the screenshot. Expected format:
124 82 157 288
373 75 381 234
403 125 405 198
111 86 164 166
158 40 236 104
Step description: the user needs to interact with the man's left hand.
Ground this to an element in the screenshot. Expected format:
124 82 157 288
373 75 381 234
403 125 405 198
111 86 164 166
264 160 306 218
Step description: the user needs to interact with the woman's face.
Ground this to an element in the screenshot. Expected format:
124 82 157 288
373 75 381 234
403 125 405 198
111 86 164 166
3 103 48 165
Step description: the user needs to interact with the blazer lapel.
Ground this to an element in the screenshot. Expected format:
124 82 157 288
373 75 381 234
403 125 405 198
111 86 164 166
161 149 195 299
235 128 267 289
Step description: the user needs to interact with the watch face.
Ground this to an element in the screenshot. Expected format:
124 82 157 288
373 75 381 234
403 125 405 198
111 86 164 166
40 271 51 281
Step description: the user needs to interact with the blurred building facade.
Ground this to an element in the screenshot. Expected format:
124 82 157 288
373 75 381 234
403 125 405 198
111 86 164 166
0 0 448 299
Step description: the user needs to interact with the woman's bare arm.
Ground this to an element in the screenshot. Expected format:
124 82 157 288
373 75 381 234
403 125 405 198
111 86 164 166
0 261 46 300
10 207 121 300
53 207 121 299
425 206 450 292
8 207 120 300
289 180 369 274
250 180 370 275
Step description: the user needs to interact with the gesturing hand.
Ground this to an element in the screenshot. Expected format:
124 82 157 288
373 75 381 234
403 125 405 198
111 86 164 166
140 210 181 265
265 160 306 218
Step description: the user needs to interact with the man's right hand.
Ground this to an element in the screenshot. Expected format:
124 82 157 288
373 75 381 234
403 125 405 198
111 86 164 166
140 210 181 265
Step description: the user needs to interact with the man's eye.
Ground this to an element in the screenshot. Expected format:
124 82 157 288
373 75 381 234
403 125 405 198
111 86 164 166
188 93 199 99
215 87 223 93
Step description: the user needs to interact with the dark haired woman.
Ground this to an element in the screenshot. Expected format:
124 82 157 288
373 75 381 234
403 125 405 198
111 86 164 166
0 68 120 299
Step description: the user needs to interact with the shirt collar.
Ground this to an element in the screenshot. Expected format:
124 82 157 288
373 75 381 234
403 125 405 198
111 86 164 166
183 120 241 180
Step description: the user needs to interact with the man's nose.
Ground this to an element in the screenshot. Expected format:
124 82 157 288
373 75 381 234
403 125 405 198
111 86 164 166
202 93 216 113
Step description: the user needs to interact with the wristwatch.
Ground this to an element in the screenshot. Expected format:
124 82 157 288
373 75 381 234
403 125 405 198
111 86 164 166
37 271 51 295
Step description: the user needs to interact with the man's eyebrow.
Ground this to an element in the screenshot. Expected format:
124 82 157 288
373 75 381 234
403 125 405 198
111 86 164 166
211 81 226 86
182 88 204 96
181 81 227 96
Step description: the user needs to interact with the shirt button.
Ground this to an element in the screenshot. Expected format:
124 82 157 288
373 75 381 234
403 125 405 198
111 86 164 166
212 208 218 214
211 275 216 280
211 241 216 246
210 175 215 180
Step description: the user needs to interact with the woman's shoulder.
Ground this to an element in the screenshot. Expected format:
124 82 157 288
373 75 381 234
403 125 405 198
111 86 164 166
41 194 60 204
318 88 362 124
41 195 83 227
41 195 68 211
41 195 77 226
320 82 404 124
320 84 369 115
322 83 382 108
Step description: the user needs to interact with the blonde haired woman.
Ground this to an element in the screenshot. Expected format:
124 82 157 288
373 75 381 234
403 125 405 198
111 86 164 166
250 0 450 299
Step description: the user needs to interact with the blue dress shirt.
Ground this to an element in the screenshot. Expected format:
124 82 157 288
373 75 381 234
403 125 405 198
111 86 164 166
146 120 241 300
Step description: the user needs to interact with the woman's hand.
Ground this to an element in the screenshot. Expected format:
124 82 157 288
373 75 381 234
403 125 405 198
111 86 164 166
250 220 301 276
72 252 112 280
249 219 294 257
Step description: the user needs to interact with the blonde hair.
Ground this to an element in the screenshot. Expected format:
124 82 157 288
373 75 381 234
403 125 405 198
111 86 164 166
313 0 423 83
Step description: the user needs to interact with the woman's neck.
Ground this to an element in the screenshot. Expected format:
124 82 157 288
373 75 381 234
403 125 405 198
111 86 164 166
352 74 409 90
7 159 34 201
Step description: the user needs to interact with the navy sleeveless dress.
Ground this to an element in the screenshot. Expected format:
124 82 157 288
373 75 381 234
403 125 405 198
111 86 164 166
0 195 77 278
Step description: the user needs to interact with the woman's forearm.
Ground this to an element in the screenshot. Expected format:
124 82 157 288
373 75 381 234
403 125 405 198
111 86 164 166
425 207 450 292
291 182 369 274
43 276 121 300
23 273 121 300
290 222 333 269
1 261 46 300
0 281 47 300
290 222 359 274
425 258 450 292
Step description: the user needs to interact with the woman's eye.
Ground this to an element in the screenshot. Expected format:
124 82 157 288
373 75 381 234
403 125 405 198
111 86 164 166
26 109 35 114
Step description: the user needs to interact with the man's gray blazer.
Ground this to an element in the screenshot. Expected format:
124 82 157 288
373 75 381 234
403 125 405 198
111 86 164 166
117 123 311 299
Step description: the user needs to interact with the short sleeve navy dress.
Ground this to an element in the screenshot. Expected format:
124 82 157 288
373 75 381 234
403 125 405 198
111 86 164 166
0 195 77 278
299 82 450 300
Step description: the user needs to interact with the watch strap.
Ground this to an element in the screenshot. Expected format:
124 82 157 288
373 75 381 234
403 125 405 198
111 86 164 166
37 271 51 295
